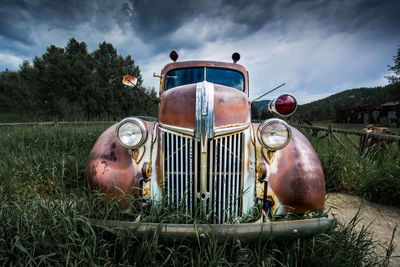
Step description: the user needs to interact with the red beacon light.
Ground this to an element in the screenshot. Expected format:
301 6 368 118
268 94 297 116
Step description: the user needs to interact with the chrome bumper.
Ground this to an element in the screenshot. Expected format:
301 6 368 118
90 217 332 241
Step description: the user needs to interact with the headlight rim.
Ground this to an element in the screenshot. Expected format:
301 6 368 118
116 117 148 150
257 118 292 151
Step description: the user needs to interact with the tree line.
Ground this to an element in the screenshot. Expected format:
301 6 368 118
0 38 158 121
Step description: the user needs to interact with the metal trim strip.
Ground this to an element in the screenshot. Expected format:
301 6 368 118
214 123 250 137
159 123 195 136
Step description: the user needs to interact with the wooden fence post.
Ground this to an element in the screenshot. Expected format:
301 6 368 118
359 133 368 154
328 124 332 147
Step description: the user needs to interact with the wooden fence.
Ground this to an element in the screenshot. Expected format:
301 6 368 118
0 116 157 127
293 124 400 153
0 120 113 127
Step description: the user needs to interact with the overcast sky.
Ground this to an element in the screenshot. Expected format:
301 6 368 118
0 0 399 104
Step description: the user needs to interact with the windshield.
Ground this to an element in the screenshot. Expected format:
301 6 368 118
165 67 244 91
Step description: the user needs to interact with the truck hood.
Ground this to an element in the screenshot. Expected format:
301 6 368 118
158 83 250 130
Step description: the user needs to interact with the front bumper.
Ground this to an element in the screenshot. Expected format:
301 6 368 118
90 217 332 241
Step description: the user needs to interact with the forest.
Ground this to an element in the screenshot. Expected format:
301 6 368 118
0 38 158 121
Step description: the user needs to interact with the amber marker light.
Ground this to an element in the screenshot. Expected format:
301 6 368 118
142 162 152 179
257 162 267 181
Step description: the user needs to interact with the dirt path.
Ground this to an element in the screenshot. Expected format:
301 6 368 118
326 193 400 265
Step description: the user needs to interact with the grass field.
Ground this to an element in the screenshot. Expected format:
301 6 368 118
0 124 396 266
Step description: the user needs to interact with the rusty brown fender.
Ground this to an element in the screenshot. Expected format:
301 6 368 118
85 123 142 204
268 127 326 214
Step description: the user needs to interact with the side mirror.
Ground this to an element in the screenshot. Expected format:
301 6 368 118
122 74 159 104
123 75 138 87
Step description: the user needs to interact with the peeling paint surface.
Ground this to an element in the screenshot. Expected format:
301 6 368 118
267 127 325 214
84 123 142 208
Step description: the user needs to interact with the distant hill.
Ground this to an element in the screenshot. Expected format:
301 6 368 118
295 83 400 122
251 83 400 122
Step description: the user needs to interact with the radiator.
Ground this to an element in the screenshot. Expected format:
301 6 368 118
162 130 244 223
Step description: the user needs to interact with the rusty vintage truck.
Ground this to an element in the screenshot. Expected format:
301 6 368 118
85 52 331 240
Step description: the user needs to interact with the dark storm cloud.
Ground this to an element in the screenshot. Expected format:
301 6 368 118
0 0 33 44
0 0 114 45
118 0 269 37
1 0 399 53
113 0 282 51
117 0 400 52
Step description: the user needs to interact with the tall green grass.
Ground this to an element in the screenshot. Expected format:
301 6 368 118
0 124 112 197
0 191 387 266
0 125 396 265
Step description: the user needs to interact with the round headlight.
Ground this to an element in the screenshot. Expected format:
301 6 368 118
116 118 147 149
257 119 291 150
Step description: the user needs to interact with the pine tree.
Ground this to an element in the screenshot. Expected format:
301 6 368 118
387 45 400 84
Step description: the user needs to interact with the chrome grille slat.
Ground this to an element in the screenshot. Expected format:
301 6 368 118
166 133 170 205
174 135 178 209
208 139 214 214
223 137 228 222
189 139 193 215
232 134 237 217
236 134 242 216
163 129 244 223
218 138 223 223
180 136 184 208
194 139 198 209
185 138 188 214
227 135 232 219
213 140 218 223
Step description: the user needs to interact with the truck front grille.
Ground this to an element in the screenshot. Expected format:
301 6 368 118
162 130 244 223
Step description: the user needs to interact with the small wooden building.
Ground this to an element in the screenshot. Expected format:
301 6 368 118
379 101 400 127
336 101 400 126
